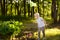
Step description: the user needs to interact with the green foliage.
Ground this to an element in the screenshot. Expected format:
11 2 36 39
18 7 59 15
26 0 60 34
30 1 37 7
0 21 23 36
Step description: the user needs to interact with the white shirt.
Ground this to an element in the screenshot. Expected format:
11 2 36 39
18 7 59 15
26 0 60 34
36 17 45 27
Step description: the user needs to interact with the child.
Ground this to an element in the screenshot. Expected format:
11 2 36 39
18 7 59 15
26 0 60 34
34 12 46 40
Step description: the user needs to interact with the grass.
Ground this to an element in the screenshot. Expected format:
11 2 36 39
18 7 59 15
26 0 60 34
21 19 60 40
0 19 60 40
33 28 60 40
45 28 60 40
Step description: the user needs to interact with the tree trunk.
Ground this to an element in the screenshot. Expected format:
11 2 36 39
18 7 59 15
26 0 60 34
10 0 12 16
56 0 59 23
28 4 30 17
58 1 60 23
51 0 57 23
37 0 39 13
24 0 26 17
31 7 34 18
18 8 21 17
32 7 34 18
5 0 7 15
31 8 32 17
39 0 41 16
59 14 60 23
17 2 20 15
1 0 5 16
0 0 2 3
43 0 44 18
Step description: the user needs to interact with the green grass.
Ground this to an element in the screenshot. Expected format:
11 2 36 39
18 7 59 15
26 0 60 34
0 19 60 40
34 28 60 40
46 28 60 40
22 19 60 40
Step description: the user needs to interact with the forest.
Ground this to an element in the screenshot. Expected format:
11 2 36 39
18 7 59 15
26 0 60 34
0 0 60 40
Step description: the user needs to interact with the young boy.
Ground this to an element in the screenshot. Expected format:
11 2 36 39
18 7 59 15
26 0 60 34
34 12 46 40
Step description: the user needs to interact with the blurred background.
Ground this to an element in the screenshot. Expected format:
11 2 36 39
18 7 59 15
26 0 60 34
0 0 60 40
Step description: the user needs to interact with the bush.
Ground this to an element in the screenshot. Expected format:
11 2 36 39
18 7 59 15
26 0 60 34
0 21 24 36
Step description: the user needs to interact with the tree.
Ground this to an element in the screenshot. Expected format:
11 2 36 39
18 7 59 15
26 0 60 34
10 0 12 16
43 0 44 18
59 13 60 23
28 3 30 17
5 0 8 15
57 0 60 23
1 0 5 16
58 0 60 23
17 1 19 15
37 0 39 13
51 0 57 23
0 0 2 3
24 0 26 17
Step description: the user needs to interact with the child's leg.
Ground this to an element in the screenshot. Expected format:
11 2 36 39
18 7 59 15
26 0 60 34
38 27 40 40
41 27 45 38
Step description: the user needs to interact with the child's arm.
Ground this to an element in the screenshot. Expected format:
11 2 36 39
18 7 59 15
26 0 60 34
42 18 47 26
41 17 46 25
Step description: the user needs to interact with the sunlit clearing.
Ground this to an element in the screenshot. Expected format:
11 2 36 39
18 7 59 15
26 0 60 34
34 28 60 38
46 28 60 37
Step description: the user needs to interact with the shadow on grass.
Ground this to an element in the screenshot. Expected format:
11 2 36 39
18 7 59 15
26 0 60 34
21 34 60 40
46 23 60 29
27 34 60 40
46 34 60 40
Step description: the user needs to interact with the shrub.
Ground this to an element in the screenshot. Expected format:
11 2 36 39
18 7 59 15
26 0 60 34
0 21 24 36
